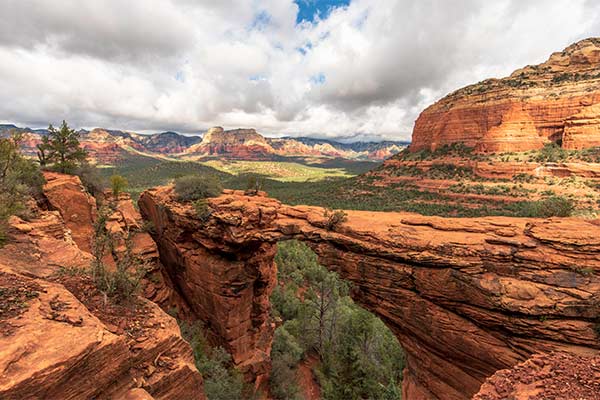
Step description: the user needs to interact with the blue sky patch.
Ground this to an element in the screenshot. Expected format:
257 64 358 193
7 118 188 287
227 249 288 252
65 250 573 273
250 10 272 30
310 73 326 85
295 0 351 23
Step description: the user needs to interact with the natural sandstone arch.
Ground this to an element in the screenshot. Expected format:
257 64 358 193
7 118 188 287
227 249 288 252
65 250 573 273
139 187 600 400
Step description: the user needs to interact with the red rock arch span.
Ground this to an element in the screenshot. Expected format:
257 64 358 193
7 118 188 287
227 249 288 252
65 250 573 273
139 187 600 400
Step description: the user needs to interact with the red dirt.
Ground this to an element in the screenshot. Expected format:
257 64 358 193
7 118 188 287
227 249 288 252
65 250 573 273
474 352 600 400
297 353 321 400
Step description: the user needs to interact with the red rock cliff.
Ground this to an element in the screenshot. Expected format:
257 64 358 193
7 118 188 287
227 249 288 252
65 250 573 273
139 187 600 400
0 173 205 399
411 38 600 153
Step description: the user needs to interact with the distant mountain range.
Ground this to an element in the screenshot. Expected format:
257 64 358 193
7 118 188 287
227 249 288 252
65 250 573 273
0 124 408 163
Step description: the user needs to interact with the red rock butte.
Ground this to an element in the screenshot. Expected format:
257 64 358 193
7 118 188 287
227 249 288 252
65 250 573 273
410 38 600 153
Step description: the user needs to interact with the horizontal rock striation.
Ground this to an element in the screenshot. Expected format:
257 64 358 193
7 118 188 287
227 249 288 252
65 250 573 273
138 188 277 389
0 267 205 400
139 187 600 400
411 38 600 153
0 173 205 399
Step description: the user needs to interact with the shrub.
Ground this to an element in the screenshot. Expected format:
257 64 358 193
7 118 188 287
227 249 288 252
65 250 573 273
534 143 568 163
193 199 212 222
91 209 143 303
270 327 303 399
174 174 222 201
244 175 263 196
0 222 7 247
518 196 574 218
179 322 249 400
110 175 128 198
75 162 105 197
324 209 348 231
140 220 156 234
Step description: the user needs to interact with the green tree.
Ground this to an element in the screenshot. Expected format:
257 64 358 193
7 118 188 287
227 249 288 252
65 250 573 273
270 241 405 400
110 175 128 198
42 120 87 173
179 322 249 400
0 131 44 245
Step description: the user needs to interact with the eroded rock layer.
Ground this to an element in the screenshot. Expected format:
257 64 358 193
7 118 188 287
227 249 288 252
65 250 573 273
474 352 600 400
0 174 205 399
139 187 600 400
411 38 600 153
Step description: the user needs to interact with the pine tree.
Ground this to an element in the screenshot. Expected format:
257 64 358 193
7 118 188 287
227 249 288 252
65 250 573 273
42 121 87 173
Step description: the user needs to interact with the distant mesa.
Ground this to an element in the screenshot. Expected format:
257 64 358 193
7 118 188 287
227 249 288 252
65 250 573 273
410 37 600 153
186 127 274 159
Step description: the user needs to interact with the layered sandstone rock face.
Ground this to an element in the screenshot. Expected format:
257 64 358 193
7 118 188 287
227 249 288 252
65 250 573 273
0 174 205 399
411 38 600 153
138 188 277 389
0 266 204 400
42 172 97 253
139 187 600 400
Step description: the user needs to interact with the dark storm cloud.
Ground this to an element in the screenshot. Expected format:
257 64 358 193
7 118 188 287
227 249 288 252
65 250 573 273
0 0 195 62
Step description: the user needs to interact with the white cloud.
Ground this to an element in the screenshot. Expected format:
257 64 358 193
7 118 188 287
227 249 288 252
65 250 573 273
0 0 599 141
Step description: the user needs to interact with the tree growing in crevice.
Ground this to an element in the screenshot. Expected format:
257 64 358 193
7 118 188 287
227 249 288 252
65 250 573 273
90 207 143 303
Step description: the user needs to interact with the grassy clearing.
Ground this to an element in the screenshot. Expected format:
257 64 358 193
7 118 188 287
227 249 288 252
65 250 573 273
100 152 376 201
202 159 356 182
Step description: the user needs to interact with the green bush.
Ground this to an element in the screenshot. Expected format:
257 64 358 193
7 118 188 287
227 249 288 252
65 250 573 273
244 175 263 195
270 240 405 400
110 174 128 198
270 327 303 400
518 196 574 218
193 199 212 222
534 143 568 163
0 222 7 247
179 322 249 400
0 131 45 246
324 209 348 231
174 174 223 201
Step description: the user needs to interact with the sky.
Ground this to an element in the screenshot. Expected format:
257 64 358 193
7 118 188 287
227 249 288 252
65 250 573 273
1 1 600 142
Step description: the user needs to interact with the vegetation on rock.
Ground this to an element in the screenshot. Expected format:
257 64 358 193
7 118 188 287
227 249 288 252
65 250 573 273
90 208 143 303
174 174 223 201
74 161 106 198
0 131 44 246
179 322 250 400
270 240 405 400
323 209 348 231
110 174 128 197
37 120 87 173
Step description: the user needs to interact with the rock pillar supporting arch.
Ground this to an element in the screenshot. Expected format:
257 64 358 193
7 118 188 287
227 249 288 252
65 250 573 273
139 187 600 400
